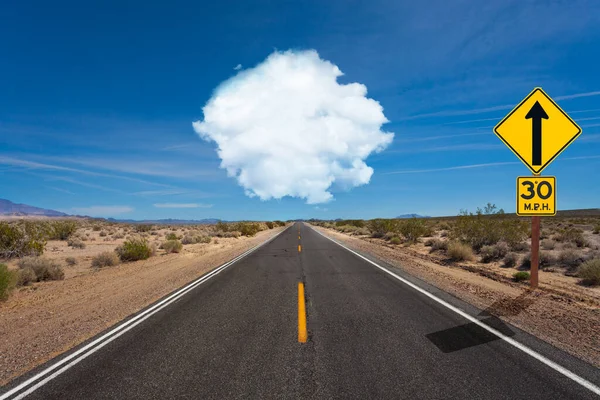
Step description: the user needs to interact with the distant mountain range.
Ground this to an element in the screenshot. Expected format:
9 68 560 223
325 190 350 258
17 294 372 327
396 214 430 219
0 199 68 217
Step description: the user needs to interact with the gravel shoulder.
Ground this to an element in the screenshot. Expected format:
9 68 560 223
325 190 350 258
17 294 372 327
311 225 600 369
0 227 284 385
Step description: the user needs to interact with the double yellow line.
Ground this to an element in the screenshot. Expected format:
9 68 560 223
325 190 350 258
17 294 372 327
297 225 307 343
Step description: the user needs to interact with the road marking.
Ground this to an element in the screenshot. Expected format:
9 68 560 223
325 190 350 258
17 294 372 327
311 226 600 396
1 227 290 400
298 244 302 252
298 282 308 343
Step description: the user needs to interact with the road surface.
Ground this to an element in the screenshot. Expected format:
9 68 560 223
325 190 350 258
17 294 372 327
2 223 599 399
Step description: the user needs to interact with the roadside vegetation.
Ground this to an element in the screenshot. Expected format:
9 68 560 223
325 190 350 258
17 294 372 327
0 218 286 301
310 204 600 290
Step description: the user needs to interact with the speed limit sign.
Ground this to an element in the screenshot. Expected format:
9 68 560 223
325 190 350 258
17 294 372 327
516 176 556 216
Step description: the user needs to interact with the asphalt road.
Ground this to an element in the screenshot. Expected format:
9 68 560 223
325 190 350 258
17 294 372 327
3 223 599 399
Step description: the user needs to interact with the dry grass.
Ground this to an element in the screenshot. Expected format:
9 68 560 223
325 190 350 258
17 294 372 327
91 252 120 268
447 242 475 261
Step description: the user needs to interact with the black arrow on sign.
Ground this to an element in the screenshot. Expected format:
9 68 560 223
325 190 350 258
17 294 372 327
525 101 549 166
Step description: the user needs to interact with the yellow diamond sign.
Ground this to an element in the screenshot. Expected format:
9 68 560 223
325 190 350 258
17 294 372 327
494 88 581 174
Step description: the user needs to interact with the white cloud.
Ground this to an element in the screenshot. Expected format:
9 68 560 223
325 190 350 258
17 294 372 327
71 206 134 217
234 64 242 70
193 50 394 204
153 203 213 208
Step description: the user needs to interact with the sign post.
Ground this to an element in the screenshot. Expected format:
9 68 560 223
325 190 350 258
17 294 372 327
530 214 541 288
494 88 581 288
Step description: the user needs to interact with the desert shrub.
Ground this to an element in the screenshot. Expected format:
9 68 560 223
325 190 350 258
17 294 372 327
215 221 229 232
451 204 528 250
92 225 102 231
429 238 448 252
578 259 600 285
0 264 17 300
48 220 78 240
503 253 519 268
593 225 600 234
367 219 398 238
67 238 86 249
510 241 529 252
99 231 107 237
353 227 370 236
198 235 211 243
383 232 396 241
554 228 586 247
390 237 402 245
480 242 509 263
135 224 153 233
398 218 430 243
0 222 47 258
183 235 211 244
116 238 152 262
17 267 36 286
236 222 261 237
541 240 556 250
181 235 195 245
65 257 77 266
557 250 585 270
213 238 219 244
438 222 452 231
447 242 475 261
335 219 366 228
223 231 241 238
92 252 120 268
521 252 557 270
17 257 64 281
274 220 286 227
266 221 275 229
513 271 530 282
166 232 178 241
162 240 183 254
338 225 359 234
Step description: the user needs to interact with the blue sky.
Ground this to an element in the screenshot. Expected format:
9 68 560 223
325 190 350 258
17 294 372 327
2 0 600 220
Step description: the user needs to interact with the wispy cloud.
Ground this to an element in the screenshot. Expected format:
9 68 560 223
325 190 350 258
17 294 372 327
395 132 489 144
46 186 75 195
234 64 242 70
401 90 600 121
0 155 171 187
134 189 191 196
71 206 134 217
45 156 217 179
46 176 125 193
387 143 502 154
443 117 502 125
384 155 600 175
384 161 520 174
153 203 213 208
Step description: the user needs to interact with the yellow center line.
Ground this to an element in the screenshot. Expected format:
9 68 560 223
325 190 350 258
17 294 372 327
297 282 307 343
298 244 302 252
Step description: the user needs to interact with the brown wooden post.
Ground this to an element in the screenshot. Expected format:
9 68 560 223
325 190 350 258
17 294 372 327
530 215 540 288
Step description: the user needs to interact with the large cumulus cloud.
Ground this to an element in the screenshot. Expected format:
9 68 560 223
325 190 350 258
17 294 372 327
193 50 394 204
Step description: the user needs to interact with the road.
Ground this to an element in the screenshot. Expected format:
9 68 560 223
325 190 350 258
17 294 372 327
2 223 599 399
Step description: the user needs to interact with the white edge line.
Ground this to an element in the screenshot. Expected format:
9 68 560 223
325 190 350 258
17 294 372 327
310 226 600 396
2 226 289 400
